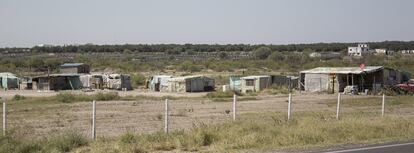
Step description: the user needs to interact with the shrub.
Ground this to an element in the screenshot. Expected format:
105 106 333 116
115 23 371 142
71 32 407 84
130 73 146 87
253 47 272 59
55 93 77 103
54 92 119 103
13 94 26 101
0 131 88 153
179 61 202 72
119 133 137 144
206 91 238 99
47 131 88 152
96 92 119 101
15 141 42 153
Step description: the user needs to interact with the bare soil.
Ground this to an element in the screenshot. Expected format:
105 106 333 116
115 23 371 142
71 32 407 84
1 90 413 139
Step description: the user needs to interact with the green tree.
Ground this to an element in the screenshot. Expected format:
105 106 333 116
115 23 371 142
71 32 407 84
254 47 272 59
268 51 285 61
218 52 228 59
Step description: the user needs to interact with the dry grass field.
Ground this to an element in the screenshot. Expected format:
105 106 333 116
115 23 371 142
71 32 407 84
2 91 414 138
1 90 414 152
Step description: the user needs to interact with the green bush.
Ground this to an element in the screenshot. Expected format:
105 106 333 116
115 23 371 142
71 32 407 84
55 93 77 103
0 131 88 153
54 92 119 103
15 141 42 153
96 92 119 101
130 73 146 87
179 61 202 72
119 133 137 144
13 94 26 101
47 131 88 152
206 91 239 99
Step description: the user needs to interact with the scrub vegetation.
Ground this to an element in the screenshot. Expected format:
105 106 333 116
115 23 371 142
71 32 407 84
2 112 414 153
0 131 87 153
10 92 121 104
3 42 414 80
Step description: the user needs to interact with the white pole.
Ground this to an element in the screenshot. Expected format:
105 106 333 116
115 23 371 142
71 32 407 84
288 93 292 120
233 94 237 121
382 94 385 117
336 93 341 120
92 100 96 140
2 100 6 136
164 99 169 134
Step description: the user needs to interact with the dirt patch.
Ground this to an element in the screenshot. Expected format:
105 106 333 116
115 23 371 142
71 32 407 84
3 93 413 139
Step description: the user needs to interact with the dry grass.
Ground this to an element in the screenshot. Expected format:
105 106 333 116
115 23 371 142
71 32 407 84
0 130 88 153
326 95 414 107
3 94 414 152
76 112 414 152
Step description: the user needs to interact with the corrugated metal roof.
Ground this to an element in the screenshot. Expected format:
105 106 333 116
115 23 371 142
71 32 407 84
34 73 81 78
300 66 384 74
0 72 18 78
60 63 85 67
153 75 172 78
169 75 205 81
241 75 271 79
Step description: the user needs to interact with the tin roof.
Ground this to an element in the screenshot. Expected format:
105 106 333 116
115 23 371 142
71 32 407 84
60 63 85 67
153 75 172 78
241 75 271 79
33 73 81 78
0 72 18 78
300 66 384 74
169 75 205 81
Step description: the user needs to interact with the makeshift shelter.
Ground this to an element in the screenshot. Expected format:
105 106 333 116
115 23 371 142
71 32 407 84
33 74 82 91
60 63 90 74
240 75 271 93
168 75 215 92
300 66 407 93
105 74 133 90
229 76 242 92
0 72 19 90
271 75 299 89
149 75 172 92
78 74 104 90
20 77 33 90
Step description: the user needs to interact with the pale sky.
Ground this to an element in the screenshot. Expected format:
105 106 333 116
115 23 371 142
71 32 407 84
0 0 413 47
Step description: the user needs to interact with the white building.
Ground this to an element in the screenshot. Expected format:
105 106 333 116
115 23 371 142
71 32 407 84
401 50 414 54
348 44 372 56
375 49 394 55
375 49 387 54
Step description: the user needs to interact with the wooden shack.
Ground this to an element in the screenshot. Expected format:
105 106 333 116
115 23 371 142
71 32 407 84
60 63 90 74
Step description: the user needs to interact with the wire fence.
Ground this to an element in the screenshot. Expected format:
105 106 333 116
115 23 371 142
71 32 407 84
0 93 405 139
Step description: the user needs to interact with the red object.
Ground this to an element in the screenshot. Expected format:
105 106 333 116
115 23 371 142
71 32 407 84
360 64 365 71
398 83 414 92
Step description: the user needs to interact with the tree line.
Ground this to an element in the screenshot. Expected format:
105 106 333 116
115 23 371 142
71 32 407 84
1 41 414 54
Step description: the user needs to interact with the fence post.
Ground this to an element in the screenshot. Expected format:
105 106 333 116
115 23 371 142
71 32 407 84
288 93 292 121
164 99 169 134
92 100 96 140
2 100 6 136
336 93 341 120
382 94 385 117
233 94 237 121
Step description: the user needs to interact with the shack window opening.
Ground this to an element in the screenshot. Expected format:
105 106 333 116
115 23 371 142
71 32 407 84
246 79 254 86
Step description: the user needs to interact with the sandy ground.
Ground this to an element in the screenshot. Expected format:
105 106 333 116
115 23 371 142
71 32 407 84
1 91 413 139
